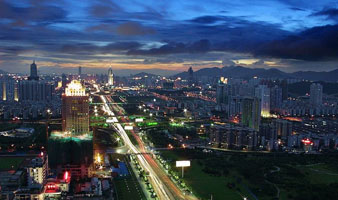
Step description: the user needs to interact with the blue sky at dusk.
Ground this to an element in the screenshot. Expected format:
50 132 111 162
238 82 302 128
1 0 338 75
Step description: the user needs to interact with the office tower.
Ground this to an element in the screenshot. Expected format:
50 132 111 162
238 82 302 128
108 67 114 86
241 97 261 131
270 85 282 111
310 83 323 106
29 60 39 81
62 80 89 135
281 79 288 101
255 85 270 117
78 66 82 76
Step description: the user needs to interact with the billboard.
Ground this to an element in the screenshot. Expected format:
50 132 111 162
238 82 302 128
176 160 191 167
124 126 133 130
135 118 144 122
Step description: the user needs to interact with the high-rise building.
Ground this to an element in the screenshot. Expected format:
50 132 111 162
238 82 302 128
281 79 288 101
62 80 89 135
108 67 114 86
188 67 194 86
78 66 82 76
0 75 16 101
310 83 323 106
27 154 48 189
216 77 228 104
255 85 270 117
29 60 39 81
18 80 55 102
270 85 282 112
241 97 261 131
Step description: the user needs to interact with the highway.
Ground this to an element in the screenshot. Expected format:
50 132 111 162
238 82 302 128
101 94 198 200
101 95 175 200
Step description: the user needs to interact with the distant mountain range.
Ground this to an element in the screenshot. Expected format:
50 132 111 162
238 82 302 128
0 69 7 74
174 66 338 82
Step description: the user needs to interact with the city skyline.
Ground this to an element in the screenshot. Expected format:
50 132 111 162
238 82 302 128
1 0 338 74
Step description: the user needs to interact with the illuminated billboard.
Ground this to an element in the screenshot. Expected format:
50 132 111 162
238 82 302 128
124 126 133 130
135 118 144 122
176 160 191 167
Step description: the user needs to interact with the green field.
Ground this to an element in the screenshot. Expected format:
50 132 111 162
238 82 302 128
161 151 256 200
159 150 338 200
0 157 25 171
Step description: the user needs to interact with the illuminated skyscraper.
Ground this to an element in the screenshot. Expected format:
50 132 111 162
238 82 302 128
216 77 228 105
108 67 114 86
62 80 89 135
255 85 270 117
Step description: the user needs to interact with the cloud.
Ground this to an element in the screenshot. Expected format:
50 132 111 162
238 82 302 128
0 0 67 24
311 8 338 19
116 22 156 36
189 16 223 24
254 25 338 61
127 39 210 55
61 42 142 54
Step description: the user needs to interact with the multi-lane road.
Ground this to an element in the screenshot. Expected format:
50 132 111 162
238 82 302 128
100 94 197 200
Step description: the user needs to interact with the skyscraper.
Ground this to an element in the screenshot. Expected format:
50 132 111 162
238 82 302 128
310 83 323 106
270 85 282 112
188 67 194 86
78 66 82 76
281 79 288 101
62 80 89 135
108 67 114 86
255 85 270 117
216 77 228 104
29 60 39 81
241 97 261 131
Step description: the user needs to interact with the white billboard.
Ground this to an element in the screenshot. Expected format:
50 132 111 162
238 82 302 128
124 126 133 130
176 160 191 167
135 118 144 122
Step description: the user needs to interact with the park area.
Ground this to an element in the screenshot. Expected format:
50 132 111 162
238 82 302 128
159 149 338 200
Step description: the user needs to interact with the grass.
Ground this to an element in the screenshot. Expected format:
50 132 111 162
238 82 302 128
0 157 25 171
299 164 338 184
160 151 255 200
183 161 247 200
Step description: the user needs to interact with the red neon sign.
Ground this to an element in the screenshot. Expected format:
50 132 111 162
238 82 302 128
63 171 70 182
301 138 313 145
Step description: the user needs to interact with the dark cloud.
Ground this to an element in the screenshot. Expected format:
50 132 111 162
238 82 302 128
0 0 67 24
254 25 338 61
311 8 338 19
90 3 121 18
290 7 306 11
127 39 210 55
116 22 156 36
189 16 223 24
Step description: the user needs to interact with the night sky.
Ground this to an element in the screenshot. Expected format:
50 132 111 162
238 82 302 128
1 0 338 75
